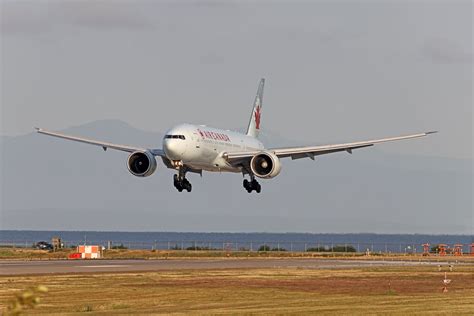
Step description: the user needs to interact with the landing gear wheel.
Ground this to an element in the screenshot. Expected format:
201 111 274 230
173 174 192 192
251 179 261 194
243 178 261 193
183 179 192 192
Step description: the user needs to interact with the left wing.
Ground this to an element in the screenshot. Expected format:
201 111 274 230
224 131 437 162
35 128 165 156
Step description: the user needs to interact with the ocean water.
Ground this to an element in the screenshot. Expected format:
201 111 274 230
1 230 472 253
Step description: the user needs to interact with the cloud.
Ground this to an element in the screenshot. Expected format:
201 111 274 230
1 1 151 35
55 1 152 30
422 38 473 64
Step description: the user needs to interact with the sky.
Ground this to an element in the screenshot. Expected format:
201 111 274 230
1 1 472 233
2 0 472 159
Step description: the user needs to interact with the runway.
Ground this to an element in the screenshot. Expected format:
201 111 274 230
0 258 459 276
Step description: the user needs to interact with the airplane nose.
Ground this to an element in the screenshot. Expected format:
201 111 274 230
163 140 176 158
163 139 185 160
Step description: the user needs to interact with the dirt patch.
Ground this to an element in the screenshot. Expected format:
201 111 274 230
140 274 470 295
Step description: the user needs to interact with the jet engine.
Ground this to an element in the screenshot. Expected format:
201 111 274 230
250 151 282 179
127 151 157 177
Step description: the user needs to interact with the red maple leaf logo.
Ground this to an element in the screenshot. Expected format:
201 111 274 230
254 105 261 130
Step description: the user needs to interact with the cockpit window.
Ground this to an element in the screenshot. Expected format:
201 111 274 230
165 135 185 140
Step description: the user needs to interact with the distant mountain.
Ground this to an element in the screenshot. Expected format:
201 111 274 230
1 120 472 234
48 119 165 148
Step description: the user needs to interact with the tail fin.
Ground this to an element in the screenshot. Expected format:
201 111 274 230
246 78 265 138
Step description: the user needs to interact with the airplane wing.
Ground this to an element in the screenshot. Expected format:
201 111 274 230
35 128 165 156
224 131 437 162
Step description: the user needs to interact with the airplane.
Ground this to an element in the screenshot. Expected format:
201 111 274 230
36 78 437 193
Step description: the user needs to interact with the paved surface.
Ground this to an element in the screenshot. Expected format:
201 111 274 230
0 258 461 276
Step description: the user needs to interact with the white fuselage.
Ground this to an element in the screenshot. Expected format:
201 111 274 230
163 124 264 172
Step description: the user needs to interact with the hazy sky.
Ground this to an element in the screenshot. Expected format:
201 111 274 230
0 1 472 234
1 0 472 160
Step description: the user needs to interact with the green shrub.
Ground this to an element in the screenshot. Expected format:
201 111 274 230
186 246 213 251
111 244 128 250
4 285 48 315
258 245 270 251
306 246 328 252
271 247 286 251
307 245 356 252
331 245 356 252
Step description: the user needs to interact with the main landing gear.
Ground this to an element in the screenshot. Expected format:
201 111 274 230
174 174 192 192
243 177 261 193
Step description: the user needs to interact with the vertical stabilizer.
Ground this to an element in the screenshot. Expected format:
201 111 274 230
246 78 265 138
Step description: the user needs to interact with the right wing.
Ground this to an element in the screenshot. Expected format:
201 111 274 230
35 128 165 157
224 131 437 163
270 131 437 160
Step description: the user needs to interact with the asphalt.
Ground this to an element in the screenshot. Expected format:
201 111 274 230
0 258 461 276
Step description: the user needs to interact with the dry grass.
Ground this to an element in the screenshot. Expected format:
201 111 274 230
1 265 473 315
2 247 474 262
0 248 74 260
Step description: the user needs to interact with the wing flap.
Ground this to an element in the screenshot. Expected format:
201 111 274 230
224 131 437 163
272 132 435 159
284 144 373 159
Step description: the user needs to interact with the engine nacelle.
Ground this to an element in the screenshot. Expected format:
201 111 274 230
127 151 157 177
250 151 282 179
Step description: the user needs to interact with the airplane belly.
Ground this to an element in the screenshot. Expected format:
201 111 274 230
186 162 240 173
185 148 240 173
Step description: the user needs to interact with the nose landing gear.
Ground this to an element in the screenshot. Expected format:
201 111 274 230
173 174 192 192
174 174 192 192
243 177 261 193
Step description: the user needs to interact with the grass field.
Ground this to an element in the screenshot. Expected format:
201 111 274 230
2 247 474 261
1 247 368 260
1 265 473 315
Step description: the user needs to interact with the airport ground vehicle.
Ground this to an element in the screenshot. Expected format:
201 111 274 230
35 241 53 250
